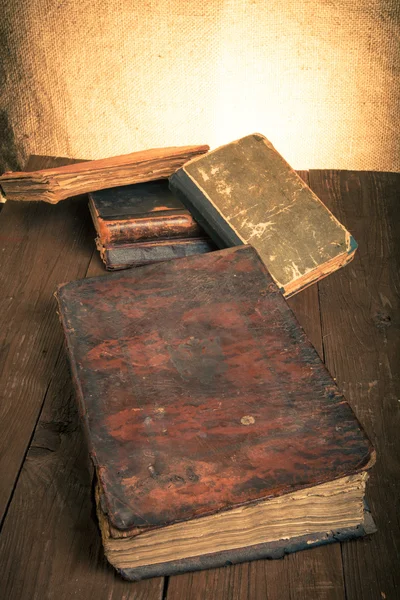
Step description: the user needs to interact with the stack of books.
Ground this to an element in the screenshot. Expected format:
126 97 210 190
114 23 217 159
89 180 215 270
52 133 374 581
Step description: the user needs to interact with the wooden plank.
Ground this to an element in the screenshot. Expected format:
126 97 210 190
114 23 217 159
166 171 346 600
0 172 164 598
166 546 347 600
0 328 163 599
0 155 95 525
310 170 400 600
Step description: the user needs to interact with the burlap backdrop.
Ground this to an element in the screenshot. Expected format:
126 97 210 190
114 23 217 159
1 0 399 173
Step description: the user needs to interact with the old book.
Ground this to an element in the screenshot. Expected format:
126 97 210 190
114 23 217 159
0 144 209 204
169 134 357 298
89 180 216 269
89 180 205 245
95 238 216 270
56 245 375 581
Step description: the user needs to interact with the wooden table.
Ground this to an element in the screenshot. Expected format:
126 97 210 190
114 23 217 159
0 156 399 599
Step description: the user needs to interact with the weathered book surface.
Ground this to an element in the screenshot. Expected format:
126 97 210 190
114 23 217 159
89 180 216 269
97 476 376 581
89 180 205 245
0 144 209 204
56 245 375 579
169 134 357 297
96 238 216 270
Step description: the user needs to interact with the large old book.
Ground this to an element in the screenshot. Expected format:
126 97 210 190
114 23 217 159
56 245 375 581
169 134 357 298
0 144 209 204
89 180 215 270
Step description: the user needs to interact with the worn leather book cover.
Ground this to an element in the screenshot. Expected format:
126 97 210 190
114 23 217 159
89 180 205 245
0 143 209 203
96 238 216 270
169 134 357 298
56 245 374 580
89 180 215 269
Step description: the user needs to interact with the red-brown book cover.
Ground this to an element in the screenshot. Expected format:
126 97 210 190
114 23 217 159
56 245 375 579
89 179 205 245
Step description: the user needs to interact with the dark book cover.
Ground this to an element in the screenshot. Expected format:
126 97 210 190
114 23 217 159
89 180 215 270
56 245 373 532
169 134 357 298
96 237 216 270
89 180 205 245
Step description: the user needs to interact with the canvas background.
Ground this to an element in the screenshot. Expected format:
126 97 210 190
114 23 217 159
1 0 399 173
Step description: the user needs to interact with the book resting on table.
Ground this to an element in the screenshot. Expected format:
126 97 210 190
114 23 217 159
56 245 375 581
170 133 357 298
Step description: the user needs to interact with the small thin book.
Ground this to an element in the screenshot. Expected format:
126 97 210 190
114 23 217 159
56 246 375 581
89 180 215 270
169 134 357 297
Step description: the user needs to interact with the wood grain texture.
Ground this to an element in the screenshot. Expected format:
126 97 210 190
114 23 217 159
280 171 346 600
166 549 347 600
0 165 396 599
0 145 209 203
166 171 347 600
0 200 164 599
310 170 400 600
170 135 357 297
0 318 163 600
0 155 94 526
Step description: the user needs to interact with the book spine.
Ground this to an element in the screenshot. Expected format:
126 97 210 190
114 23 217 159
98 214 204 245
55 292 100 474
169 170 241 249
99 237 216 270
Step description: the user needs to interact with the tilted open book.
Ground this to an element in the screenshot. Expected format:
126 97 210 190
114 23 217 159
170 134 357 297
